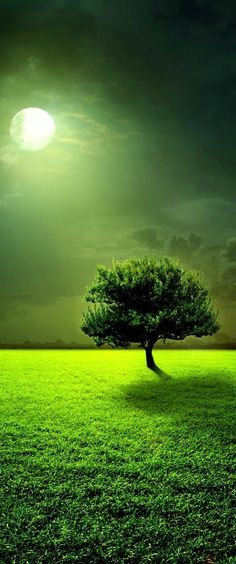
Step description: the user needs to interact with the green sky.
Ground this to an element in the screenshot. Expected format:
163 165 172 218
0 0 236 343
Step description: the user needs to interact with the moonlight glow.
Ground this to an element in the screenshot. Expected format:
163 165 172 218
10 107 56 151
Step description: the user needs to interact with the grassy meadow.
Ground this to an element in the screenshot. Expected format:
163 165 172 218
0 349 235 563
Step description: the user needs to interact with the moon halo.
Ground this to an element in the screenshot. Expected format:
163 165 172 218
10 108 56 151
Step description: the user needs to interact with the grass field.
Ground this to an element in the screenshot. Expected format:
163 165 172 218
0 349 235 563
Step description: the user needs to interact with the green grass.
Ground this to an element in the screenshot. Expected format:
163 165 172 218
0 350 235 563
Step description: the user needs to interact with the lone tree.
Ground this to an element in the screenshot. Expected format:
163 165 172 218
81 257 219 370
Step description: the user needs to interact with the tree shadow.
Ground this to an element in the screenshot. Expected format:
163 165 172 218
149 365 172 380
119 373 236 435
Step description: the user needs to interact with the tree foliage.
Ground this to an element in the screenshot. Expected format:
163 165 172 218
81 257 220 351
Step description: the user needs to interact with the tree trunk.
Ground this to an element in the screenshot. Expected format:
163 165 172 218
145 345 156 369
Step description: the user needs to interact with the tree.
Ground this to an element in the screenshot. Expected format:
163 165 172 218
81 257 220 370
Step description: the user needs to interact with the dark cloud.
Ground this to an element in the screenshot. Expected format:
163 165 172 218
153 0 236 28
213 266 236 304
153 0 218 26
222 238 236 263
126 229 203 262
166 232 202 261
213 238 236 304
0 0 96 80
128 227 163 249
163 198 236 239
178 1 217 25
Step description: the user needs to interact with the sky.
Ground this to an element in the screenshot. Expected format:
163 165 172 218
0 0 236 343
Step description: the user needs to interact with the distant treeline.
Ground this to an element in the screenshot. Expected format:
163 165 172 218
0 343 235 350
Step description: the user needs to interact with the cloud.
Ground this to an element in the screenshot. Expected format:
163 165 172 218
153 0 236 30
0 144 19 168
0 189 23 210
222 238 236 263
153 0 218 26
164 198 236 236
127 227 202 259
167 232 202 260
128 227 163 249
213 266 236 304
95 243 118 255
56 109 142 155
0 1 97 85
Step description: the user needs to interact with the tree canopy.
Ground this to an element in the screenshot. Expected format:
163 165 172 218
81 257 220 368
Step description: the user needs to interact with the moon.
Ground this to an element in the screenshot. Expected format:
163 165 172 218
10 107 56 151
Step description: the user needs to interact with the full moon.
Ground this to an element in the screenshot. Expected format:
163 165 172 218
10 107 56 151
